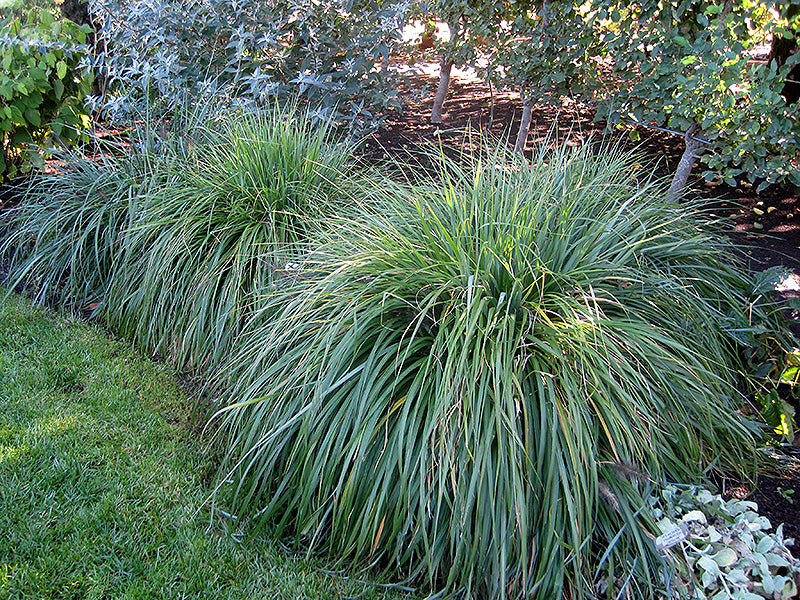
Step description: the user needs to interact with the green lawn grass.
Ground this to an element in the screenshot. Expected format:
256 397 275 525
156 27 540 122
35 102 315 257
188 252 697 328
0 289 411 600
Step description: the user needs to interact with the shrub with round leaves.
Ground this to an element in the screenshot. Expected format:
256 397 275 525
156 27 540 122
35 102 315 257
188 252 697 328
651 485 800 600
0 9 93 180
210 139 785 598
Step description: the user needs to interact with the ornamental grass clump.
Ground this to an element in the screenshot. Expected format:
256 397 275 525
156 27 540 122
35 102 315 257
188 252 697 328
102 105 358 369
0 147 175 309
210 140 778 599
0 100 212 309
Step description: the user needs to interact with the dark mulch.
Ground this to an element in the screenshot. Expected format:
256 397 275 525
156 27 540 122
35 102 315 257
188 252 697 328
722 456 800 540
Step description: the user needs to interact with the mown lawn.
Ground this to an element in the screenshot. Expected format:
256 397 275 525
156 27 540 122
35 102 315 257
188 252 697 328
0 289 411 600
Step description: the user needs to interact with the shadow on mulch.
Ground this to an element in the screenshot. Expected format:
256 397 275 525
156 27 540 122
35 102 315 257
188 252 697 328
721 459 800 540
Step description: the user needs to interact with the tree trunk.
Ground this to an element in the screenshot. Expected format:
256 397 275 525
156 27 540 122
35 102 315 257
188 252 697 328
514 85 533 154
484 78 495 132
768 4 800 105
667 125 705 202
60 0 104 98
431 58 453 124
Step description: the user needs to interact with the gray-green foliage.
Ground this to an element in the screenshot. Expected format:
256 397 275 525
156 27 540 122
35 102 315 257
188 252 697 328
0 148 161 308
84 0 409 131
652 485 800 599
209 139 777 599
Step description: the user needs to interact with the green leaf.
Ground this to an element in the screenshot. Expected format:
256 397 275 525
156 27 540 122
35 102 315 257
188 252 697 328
698 555 720 586
8 103 24 124
712 547 737 567
53 78 64 101
780 366 799 384
24 108 41 128
56 60 67 80
756 536 775 554
39 10 54 28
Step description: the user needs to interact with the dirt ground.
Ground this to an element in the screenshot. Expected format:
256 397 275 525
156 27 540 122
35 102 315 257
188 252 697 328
366 71 800 538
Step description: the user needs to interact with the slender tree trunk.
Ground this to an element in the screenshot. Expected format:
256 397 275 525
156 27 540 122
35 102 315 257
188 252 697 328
514 85 534 153
768 4 800 105
667 125 705 202
431 58 453 124
484 78 495 132
430 19 461 125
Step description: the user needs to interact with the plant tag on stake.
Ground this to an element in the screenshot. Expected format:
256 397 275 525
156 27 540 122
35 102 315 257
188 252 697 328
655 523 689 552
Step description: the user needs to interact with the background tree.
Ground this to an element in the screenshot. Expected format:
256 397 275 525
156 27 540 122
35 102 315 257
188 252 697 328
59 0 103 97
423 0 505 124
768 0 800 104
487 0 603 152
594 0 800 192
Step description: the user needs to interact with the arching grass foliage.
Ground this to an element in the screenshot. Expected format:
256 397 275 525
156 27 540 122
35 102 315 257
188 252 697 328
210 141 774 599
2 119 790 599
101 106 358 370
1 104 359 370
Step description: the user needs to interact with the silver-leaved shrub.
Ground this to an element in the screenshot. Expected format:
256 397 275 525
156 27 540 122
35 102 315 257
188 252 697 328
651 485 800 600
84 0 410 132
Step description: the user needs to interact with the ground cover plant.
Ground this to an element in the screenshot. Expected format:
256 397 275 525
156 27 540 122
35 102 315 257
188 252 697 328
208 139 793 599
0 288 409 599
651 485 800 599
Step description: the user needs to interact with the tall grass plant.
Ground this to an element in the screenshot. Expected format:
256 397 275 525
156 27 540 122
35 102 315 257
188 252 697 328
210 140 777 599
103 105 359 369
2 102 359 370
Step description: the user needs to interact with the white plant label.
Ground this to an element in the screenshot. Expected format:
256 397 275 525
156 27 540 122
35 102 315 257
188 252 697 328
655 525 689 552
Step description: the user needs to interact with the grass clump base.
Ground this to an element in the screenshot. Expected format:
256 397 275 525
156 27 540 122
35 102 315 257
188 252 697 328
211 140 778 599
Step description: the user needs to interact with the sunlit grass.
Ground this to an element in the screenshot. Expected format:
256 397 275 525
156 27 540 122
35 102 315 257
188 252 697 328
0 289 412 599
